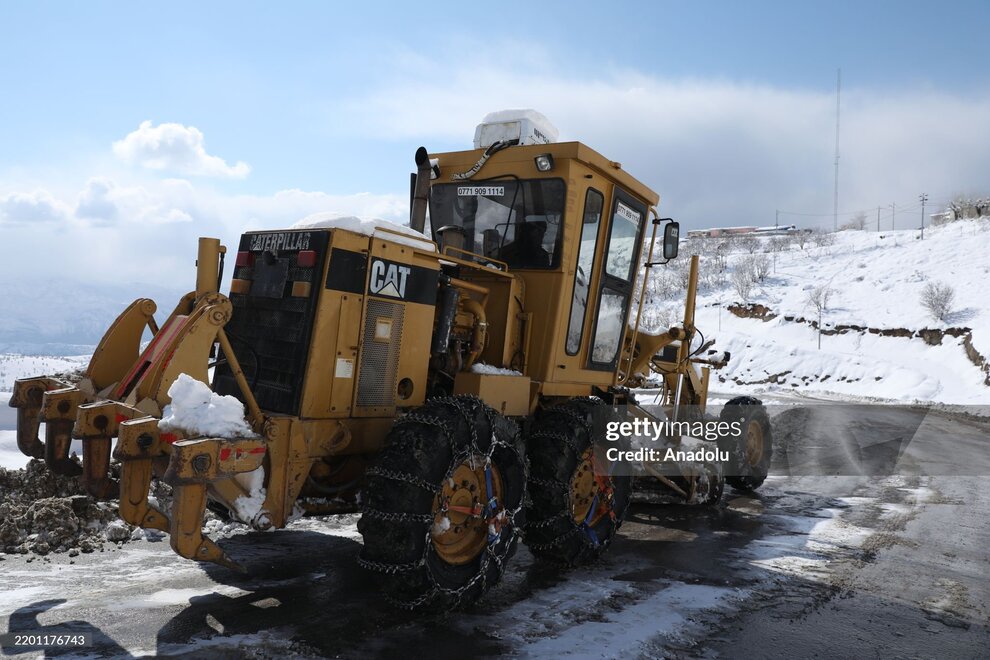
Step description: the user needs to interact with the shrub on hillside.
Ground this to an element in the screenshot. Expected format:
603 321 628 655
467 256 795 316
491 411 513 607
920 281 955 322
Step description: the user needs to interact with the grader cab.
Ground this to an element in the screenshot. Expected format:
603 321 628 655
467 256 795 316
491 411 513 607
9 111 771 609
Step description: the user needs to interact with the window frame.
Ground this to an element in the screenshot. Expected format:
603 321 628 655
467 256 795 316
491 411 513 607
565 187 605 356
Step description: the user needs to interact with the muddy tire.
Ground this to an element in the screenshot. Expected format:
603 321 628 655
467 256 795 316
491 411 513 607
357 395 526 611
717 396 772 491
524 398 632 565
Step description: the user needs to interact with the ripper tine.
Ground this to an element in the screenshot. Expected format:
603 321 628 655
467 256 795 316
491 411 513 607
74 400 143 499
115 418 171 533
41 387 85 476
164 437 265 570
8 377 66 459
165 438 238 568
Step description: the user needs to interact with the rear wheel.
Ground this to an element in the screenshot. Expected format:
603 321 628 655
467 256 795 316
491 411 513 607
358 396 526 610
717 396 772 491
524 398 632 565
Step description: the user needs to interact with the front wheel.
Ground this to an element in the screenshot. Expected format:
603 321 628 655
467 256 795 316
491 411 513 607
717 396 773 491
357 396 526 610
524 398 632 565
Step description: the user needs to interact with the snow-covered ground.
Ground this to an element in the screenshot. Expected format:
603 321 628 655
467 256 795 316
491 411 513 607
644 217 990 406
0 353 88 393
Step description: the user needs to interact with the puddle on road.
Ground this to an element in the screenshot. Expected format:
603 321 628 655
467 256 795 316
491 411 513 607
727 496 764 515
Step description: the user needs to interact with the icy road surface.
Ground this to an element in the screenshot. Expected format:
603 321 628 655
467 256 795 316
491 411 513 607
1 407 989 658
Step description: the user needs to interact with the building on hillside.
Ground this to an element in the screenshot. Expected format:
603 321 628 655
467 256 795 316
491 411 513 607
686 224 799 239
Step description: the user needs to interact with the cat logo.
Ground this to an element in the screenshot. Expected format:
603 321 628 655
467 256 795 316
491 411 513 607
369 259 410 299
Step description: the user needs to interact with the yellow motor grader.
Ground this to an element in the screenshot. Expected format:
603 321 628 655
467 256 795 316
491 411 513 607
9 113 771 609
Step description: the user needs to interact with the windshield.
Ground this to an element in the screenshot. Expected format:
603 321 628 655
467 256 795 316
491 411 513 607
428 178 565 269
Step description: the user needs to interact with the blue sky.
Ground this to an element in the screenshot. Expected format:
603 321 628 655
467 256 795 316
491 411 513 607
2 1 989 284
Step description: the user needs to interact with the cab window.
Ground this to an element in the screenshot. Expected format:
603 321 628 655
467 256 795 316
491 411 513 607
428 179 565 269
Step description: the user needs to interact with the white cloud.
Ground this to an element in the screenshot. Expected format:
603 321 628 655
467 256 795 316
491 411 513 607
112 120 251 179
336 62 990 229
0 189 71 224
0 176 406 288
75 177 119 224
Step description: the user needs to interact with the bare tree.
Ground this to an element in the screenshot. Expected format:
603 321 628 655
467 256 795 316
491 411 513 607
732 261 756 301
805 285 833 349
811 230 836 249
841 213 868 230
768 235 793 253
709 241 729 272
752 254 772 281
920 281 956 322
794 230 811 250
741 236 760 254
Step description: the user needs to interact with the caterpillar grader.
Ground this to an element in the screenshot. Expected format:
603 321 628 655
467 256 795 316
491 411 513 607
9 111 771 610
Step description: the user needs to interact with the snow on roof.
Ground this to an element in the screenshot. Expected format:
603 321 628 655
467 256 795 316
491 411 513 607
289 212 436 251
474 109 559 149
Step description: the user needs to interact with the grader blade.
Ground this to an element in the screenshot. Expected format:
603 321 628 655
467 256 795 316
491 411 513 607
164 436 267 572
114 418 172 534
8 377 71 459
40 387 87 476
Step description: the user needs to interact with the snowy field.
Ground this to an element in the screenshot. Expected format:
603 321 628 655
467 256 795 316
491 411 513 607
644 217 990 406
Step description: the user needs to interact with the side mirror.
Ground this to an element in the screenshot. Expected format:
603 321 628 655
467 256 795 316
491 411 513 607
663 221 680 260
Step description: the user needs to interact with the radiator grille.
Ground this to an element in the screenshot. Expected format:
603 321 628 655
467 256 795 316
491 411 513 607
214 230 328 415
357 299 404 407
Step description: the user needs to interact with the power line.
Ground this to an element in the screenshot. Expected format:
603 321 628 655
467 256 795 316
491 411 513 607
776 198 948 221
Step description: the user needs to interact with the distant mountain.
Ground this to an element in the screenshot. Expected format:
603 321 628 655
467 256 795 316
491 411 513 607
0 278 188 355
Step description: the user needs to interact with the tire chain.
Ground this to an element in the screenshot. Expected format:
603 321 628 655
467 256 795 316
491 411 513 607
365 466 441 494
526 397 621 555
360 395 527 611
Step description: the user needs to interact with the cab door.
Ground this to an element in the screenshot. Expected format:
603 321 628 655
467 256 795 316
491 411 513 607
585 187 647 373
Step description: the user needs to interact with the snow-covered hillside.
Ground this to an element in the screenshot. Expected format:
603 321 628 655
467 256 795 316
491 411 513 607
641 217 990 406
0 278 186 355
0 353 88 393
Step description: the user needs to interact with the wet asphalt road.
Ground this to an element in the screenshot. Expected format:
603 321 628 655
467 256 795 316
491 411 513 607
1 405 988 658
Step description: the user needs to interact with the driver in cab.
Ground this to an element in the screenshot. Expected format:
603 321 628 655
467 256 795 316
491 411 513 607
499 220 551 268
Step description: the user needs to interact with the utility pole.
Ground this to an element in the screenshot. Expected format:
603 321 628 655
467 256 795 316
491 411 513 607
919 193 928 240
890 202 896 230
877 206 880 231
833 69 841 232
774 209 778 272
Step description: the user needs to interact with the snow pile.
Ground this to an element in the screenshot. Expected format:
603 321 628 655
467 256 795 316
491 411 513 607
470 363 523 376
159 374 255 438
290 212 435 251
232 466 267 524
